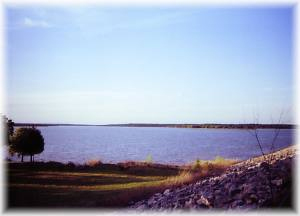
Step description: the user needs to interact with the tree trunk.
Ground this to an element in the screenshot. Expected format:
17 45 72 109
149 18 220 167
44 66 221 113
30 155 32 163
21 154 23 162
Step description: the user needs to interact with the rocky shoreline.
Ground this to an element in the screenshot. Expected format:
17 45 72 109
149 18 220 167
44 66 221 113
131 146 296 210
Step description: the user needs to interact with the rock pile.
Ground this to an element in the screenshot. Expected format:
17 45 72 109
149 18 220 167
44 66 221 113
131 146 296 210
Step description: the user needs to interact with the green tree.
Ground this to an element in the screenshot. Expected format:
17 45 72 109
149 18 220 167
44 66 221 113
10 127 44 162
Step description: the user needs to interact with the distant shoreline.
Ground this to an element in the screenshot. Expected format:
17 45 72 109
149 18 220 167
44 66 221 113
14 123 295 129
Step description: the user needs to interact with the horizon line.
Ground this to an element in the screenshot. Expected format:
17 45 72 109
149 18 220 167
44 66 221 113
13 122 296 126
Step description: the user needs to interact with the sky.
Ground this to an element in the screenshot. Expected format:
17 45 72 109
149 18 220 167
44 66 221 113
5 6 294 124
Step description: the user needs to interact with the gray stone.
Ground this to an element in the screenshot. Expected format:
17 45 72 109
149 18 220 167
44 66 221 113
196 195 211 207
184 199 193 208
214 189 222 195
229 185 241 196
163 189 171 195
224 182 232 190
147 197 156 205
261 161 270 169
231 200 244 208
249 194 258 202
243 183 256 194
136 204 147 210
271 179 283 186
131 147 295 211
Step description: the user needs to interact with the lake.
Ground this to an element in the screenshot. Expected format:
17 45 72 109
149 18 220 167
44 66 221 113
8 126 295 165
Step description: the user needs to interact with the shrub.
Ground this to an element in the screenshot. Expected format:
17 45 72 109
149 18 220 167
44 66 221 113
86 159 102 167
144 154 153 164
66 161 76 169
192 159 201 172
200 161 213 173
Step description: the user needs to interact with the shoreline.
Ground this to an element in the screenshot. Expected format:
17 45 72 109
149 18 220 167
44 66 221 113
6 145 296 208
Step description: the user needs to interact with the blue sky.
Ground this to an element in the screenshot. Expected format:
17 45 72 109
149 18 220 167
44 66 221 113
5 6 294 124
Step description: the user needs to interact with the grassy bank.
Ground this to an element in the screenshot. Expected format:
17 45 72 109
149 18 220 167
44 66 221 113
6 158 237 208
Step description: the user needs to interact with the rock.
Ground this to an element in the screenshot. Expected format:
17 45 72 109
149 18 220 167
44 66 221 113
131 146 295 210
258 198 270 206
128 201 135 205
163 189 171 195
245 198 253 204
229 185 241 196
257 171 267 179
271 179 283 186
214 189 222 195
259 162 269 169
232 193 243 201
243 183 256 194
244 204 258 209
147 197 156 205
136 204 147 210
196 195 211 207
249 194 258 202
184 199 193 208
244 193 258 205
231 200 244 208
207 194 214 202
247 166 255 171
214 194 229 207
224 183 232 190
173 202 180 209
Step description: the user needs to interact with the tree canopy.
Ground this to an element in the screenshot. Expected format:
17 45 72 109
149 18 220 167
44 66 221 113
10 127 44 162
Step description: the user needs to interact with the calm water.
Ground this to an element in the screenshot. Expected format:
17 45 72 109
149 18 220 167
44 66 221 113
9 126 295 165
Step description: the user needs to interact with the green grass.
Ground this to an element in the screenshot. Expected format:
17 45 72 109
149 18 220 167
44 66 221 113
7 161 181 208
7 159 235 208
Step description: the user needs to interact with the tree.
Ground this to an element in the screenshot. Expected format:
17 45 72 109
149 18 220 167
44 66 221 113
2 115 14 145
7 119 14 137
10 127 44 162
246 111 285 204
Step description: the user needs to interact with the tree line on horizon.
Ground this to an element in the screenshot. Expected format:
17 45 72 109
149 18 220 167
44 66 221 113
12 122 295 129
106 123 295 129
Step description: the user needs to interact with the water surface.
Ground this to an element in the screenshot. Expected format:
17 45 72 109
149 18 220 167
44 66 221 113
9 126 294 165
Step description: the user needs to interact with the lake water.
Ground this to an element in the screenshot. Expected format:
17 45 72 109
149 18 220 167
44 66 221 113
9 126 295 165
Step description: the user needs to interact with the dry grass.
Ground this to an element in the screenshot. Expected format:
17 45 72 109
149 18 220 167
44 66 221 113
186 156 238 175
164 171 195 186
